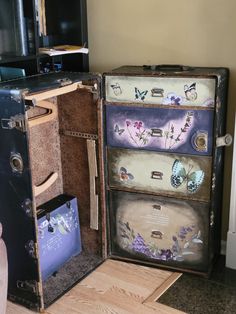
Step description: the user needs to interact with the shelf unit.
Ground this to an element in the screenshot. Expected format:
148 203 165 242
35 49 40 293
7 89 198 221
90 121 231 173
0 0 88 77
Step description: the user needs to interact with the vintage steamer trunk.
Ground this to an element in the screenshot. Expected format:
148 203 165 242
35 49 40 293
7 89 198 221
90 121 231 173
0 65 230 311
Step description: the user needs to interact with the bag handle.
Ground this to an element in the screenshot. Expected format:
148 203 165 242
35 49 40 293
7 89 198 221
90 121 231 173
143 64 192 72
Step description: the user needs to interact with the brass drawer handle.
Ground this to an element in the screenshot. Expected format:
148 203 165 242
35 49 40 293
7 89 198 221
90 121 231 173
151 171 163 180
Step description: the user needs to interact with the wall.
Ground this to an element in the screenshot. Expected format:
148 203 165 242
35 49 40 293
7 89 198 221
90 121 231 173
87 0 236 239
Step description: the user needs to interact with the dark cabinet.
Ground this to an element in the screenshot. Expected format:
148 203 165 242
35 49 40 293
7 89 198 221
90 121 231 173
0 0 88 77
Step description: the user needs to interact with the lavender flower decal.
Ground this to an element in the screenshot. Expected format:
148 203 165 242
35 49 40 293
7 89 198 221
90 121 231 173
131 234 154 257
125 120 151 146
117 220 203 263
164 111 194 149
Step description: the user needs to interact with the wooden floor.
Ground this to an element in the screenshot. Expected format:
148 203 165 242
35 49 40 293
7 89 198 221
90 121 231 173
7 259 184 314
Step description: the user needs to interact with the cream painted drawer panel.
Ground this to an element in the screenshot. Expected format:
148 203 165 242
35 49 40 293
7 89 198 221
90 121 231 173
107 148 212 202
105 75 216 107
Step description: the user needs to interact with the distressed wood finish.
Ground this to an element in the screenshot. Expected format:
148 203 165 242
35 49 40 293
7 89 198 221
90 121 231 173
7 260 184 314
108 147 212 202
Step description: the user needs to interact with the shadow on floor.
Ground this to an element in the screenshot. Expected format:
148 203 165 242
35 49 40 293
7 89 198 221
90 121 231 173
158 256 236 314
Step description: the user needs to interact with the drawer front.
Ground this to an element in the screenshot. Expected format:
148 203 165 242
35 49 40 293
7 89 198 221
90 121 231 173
108 148 212 202
106 105 214 156
109 190 209 271
105 75 216 107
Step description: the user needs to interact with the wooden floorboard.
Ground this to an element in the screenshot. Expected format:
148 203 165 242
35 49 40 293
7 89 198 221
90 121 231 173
7 259 185 313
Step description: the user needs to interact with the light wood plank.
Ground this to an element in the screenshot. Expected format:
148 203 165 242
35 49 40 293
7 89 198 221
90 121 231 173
144 272 182 302
144 302 185 314
80 259 173 301
24 83 80 102
7 302 35 314
28 100 57 128
87 139 99 230
7 260 184 314
34 172 58 197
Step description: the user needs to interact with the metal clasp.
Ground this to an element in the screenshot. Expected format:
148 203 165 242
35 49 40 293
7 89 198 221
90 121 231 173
1 114 26 132
16 280 39 294
56 78 73 87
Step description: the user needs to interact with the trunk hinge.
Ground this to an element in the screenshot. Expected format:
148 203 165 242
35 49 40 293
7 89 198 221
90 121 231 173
1 114 26 132
56 78 73 86
78 82 99 95
16 280 40 295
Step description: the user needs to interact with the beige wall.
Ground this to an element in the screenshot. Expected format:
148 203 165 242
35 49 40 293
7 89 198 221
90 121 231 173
87 0 236 240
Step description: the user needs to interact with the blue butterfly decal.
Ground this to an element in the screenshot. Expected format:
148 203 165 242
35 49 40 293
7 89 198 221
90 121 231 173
135 87 148 101
114 124 125 135
170 159 204 193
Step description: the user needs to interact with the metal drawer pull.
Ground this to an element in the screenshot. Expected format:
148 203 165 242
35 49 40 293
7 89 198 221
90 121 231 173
151 171 163 180
216 134 233 147
87 139 99 230
28 100 57 127
34 172 58 197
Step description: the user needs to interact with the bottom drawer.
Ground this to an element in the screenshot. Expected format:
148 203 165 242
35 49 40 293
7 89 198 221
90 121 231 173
109 190 210 272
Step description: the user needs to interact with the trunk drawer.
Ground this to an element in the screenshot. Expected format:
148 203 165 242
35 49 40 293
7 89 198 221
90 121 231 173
109 190 209 272
107 147 212 202
106 105 214 156
105 75 216 107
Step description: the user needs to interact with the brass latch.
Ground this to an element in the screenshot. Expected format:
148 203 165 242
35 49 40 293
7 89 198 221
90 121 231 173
1 114 26 132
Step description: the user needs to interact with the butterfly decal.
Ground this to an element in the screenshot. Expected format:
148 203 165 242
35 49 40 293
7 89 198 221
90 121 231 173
184 83 197 101
191 230 203 244
111 83 122 96
170 159 204 193
114 124 125 135
135 87 148 101
119 167 134 181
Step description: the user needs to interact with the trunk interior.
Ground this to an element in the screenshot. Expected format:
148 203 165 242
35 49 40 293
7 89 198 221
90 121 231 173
26 85 105 308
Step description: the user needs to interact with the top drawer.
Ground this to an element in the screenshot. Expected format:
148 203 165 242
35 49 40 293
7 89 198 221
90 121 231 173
105 75 216 107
